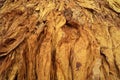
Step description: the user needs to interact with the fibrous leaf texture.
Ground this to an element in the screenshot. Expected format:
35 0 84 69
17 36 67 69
0 0 120 80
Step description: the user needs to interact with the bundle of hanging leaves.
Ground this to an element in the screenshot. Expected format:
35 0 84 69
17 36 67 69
0 0 120 80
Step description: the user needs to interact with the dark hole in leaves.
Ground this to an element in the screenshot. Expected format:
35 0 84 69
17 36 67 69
0 52 6 56
35 9 40 13
100 50 106 58
4 38 16 45
86 8 95 13
66 21 72 27
43 20 46 24
34 27 37 30
65 20 79 29
14 73 18 80
17 11 23 15
18 23 24 26
118 14 120 17
36 21 40 26
41 29 45 34
104 15 109 19
76 62 81 71
0 55 6 65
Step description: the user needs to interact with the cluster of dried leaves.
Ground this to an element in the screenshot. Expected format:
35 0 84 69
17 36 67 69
0 0 120 80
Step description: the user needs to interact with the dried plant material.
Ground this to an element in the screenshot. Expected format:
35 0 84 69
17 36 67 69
0 0 120 80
